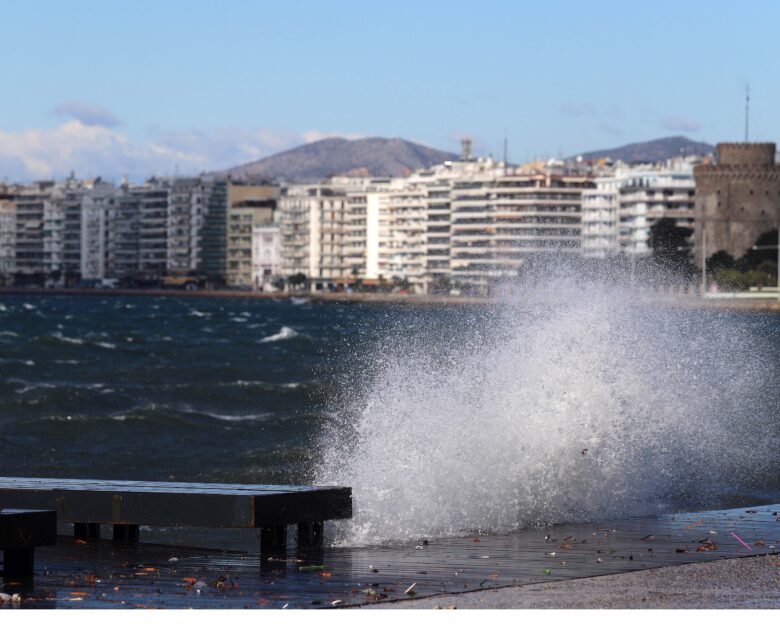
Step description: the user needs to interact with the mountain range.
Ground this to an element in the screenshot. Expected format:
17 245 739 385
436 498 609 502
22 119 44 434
225 137 457 182
572 136 714 163
222 135 715 182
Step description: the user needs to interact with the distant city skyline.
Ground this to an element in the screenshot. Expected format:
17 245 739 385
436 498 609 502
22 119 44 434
1 0 778 181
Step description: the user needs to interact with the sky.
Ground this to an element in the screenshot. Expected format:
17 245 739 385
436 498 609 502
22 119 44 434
1 0 778 181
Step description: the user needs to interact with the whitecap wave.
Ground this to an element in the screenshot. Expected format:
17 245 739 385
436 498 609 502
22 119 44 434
259 326 299 343
15 382 56 394
203 412 271 422
51 333 84 345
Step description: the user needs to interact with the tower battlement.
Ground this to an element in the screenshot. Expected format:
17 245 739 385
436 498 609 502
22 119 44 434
716 143 776 167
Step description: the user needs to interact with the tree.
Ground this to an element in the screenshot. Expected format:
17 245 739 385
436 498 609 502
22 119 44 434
648 218 696 283
706 250 736 275
739 229 778 272
287 272 307 291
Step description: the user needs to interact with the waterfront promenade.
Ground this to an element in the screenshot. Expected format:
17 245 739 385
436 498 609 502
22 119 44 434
4 503 778 609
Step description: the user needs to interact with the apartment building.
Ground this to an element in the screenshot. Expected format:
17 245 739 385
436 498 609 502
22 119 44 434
377 182 427 290
13 182 55 285
104 182 142 280
251 222 282 290
198 177 229 282
449 172 591 288
40 177 92 285
618 163 695 255
279 183 349 289
167 178 204 274
226 183 278 288
581 160 696 257
0 186 16 282
581 175 620 258
80 180 116 281
138 180 170 280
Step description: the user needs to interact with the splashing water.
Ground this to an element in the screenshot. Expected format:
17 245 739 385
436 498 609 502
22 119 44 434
317 279 778 545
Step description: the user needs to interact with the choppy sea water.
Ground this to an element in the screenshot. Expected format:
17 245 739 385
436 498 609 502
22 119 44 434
0 291 778 546
0 294 382 484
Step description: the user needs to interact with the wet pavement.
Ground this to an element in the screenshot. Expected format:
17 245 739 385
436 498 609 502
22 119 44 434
2 504 779 609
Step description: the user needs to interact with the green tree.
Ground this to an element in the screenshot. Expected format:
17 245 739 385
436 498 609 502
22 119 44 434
648 218 696 283
287 272 307 291
739 229 778 273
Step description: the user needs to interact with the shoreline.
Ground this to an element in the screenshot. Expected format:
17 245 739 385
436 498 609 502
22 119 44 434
0 287 779 311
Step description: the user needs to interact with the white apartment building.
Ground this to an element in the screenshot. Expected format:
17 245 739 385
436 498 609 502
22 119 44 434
80 180 116 280
376 183 427 290
278 158 594 293
449 172 591 288
251 223 282 290
341 177 392 280
582 160 696 257
618 163 695 254
279 184 349 289
581 176 620 258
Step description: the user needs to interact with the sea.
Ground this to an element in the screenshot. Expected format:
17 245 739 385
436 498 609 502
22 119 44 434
0 290 778 546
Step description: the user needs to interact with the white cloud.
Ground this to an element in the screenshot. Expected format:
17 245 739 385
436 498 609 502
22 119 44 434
661 116 701 133
52 101 122 128
0 122 357 182
302 130 365 143
559 102 597 118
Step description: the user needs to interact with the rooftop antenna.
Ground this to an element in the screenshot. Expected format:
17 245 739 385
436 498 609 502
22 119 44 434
460 137 472 162
745 83 750 142
502 129 508 173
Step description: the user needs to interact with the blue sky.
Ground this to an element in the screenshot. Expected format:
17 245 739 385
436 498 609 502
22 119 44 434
1 0 778 180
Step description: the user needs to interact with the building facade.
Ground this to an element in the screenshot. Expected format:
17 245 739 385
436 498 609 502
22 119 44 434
581 160 696 258
226 183 278 288
251 223 282 290
0 187 16 283
694 143 780 260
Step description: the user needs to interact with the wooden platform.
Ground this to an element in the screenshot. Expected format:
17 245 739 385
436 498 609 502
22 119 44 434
0 509 57 577
0 478 351 553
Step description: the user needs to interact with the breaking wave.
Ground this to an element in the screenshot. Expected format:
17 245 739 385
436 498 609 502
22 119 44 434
317 277 778 545
259 326 300 343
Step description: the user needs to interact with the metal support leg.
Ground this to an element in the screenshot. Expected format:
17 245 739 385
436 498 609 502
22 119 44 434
3 548 34 577
74 523 100 538
113 524 139 542
297 521 324 551
260 525 287 555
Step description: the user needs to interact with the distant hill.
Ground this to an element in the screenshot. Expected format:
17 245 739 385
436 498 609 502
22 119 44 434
573 136 714 163
225 137 458 182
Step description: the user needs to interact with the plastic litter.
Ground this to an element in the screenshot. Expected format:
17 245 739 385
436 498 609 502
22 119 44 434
730 532 752 550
